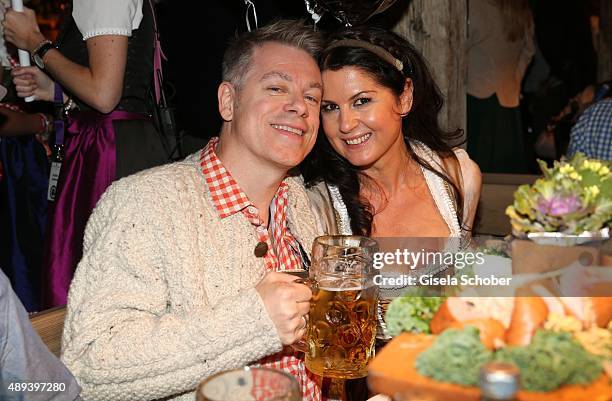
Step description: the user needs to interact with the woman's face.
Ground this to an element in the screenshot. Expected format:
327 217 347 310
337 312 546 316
320 66 412 169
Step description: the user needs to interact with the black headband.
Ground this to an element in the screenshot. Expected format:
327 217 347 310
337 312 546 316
325 39 408 74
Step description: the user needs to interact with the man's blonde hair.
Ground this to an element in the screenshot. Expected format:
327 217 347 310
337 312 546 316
222 20 323 89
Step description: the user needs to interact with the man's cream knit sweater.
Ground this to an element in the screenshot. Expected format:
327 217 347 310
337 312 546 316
60 153 323 401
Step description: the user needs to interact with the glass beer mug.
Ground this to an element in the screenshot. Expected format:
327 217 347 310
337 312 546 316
196 367 301 401
294 235 379 379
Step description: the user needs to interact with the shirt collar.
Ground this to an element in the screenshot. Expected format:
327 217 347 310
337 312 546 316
200 137 291 219
200 137 252 218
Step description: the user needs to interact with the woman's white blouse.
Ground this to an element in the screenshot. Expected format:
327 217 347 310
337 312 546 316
328 140 477 241
73 0 143 40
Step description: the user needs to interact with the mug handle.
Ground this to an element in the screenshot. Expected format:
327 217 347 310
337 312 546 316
290 276 317 353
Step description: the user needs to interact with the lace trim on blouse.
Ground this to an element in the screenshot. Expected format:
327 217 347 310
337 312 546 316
411 141 462 237
82 28 133 40
328 185 352 235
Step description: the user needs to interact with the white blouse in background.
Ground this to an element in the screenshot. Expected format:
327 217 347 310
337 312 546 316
73 0 143 40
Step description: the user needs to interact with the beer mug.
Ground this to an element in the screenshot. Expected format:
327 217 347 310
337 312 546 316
294 235 379 379
196 367 301 401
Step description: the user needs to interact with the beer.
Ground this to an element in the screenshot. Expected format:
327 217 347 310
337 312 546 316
305 277 378 379
292 235 380 379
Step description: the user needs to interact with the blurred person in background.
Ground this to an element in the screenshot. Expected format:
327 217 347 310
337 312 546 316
3 0 171 308
0 0 52 312
567 96 612 161
523 0 600 167
0 269 82 401
535 80 611 160
467 0 535 173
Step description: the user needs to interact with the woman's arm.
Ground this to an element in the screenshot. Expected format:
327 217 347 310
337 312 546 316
3 8 127 113
41 36 127 113
454 149 482 230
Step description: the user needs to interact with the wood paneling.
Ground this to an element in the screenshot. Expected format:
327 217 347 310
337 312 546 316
599 0 612 81
393 0 467 140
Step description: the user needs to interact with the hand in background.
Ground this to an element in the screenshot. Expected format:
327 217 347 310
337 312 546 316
12 66 55 102
3 7 45 52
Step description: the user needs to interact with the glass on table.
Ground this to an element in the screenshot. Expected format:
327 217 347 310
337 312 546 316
196 367 301 401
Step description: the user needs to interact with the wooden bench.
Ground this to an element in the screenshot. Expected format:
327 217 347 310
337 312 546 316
474 173 539 236
29 306 66 357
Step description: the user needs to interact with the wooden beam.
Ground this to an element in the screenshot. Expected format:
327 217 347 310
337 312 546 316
393 0 467 140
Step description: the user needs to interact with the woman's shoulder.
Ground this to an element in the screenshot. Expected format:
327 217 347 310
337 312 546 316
411 140 481 198
453 148 481 182
451 148 482 199
295 178 343 235
73 0 144 40
290 175 329 202
451 148 482 229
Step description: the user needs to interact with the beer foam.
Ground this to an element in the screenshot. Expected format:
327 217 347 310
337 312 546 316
318 286 365 291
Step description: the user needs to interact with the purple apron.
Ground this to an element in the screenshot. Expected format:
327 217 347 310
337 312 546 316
42 110 150 308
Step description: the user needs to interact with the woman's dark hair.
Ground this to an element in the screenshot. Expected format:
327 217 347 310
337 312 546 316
301 26 465 236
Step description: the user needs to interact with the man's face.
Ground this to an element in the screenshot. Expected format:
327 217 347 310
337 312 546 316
224 42 322 170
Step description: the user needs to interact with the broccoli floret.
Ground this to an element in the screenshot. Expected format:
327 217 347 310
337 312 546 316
384 296 445 336
494 331 603 392
415 326 493 386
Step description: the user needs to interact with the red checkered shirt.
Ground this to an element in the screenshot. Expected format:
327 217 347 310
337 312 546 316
200 137 321 400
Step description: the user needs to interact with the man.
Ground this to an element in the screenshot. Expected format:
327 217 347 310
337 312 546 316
567 98 612 161
61 21 325 400
0 270 82 401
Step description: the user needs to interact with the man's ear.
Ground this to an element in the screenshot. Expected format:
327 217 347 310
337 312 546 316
218 82 236 121
399 78 414 116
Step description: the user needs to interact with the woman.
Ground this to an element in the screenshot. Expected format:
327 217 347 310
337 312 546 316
467 0 534 173
0 73 52 313
302 26 481 240
3 0 169 308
